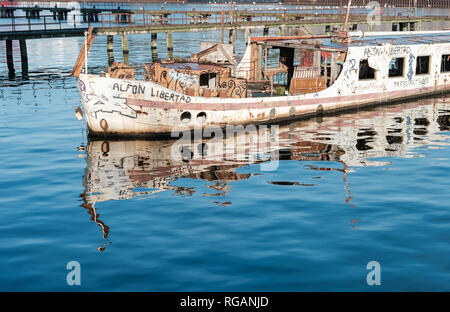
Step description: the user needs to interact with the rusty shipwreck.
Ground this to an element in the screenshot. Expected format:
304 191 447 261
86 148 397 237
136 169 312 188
74 30 450 136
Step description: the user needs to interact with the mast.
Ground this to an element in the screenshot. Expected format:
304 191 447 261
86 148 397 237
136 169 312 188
342 0 352 33
339 0 353 44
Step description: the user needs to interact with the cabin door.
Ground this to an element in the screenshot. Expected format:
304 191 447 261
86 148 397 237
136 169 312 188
279 47 295 89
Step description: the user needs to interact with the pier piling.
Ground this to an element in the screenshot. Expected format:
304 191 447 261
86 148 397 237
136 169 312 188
19 39 28 79
228 29 236 45
151 33 158 62
107 35 114 66
6 39 15 79
228 29 236 54
121 33 129 65
166 32 173 60
244 28 250 45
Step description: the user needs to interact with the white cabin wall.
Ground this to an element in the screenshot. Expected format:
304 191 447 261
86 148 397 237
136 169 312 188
326 42 450 99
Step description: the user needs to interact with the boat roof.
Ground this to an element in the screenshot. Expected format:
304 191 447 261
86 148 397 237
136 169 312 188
347 30 450 47
259 31 450 51
159 62 225 71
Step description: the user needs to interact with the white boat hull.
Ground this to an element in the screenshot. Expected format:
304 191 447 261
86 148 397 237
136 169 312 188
77 40 450 136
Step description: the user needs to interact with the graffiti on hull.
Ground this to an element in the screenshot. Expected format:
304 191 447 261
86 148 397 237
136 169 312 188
85 94 137 119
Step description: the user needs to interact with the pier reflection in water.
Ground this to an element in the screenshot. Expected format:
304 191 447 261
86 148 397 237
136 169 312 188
81 96 450 244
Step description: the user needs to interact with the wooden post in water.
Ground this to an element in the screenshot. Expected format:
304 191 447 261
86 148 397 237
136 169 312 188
220 10 224 44
6 39 15 80
121 33 129 65
166 32 173 60
107 35 114 66
244 28 250 45
151 33 158 62
19 39 28 79
228 28 236 55
228 28 236 44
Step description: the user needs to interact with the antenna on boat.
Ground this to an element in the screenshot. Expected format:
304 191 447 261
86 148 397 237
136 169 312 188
339 0 354 44
84 31 88 74
71 26 94 77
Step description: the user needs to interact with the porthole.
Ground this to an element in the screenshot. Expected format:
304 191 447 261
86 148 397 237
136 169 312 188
180 111 191 123
196 112 207 123
289 107 295 117
270 108 276 119
316 104 324 116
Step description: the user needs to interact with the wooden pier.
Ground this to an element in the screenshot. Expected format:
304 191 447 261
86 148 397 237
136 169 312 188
0 5 134 21
1 6 449 79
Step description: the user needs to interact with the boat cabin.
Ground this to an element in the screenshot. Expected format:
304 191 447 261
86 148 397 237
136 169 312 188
144 61 248 98
236 36 348 96
102 32 450 102
104 37 350 100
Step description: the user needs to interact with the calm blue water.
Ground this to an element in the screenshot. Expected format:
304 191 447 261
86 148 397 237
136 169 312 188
1 4 450 292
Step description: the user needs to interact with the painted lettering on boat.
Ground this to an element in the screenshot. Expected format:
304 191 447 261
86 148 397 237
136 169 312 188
389 45 411 56
394 76 429 88
150 87 191 103
363 45 412 58
343 58 358 81
364 47 383 57
112 83 146 95
407 53 416 81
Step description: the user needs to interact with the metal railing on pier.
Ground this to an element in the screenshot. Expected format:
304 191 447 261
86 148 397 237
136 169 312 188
1 6 444 33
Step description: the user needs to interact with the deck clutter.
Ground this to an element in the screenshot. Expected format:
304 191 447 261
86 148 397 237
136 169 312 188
237 35 347 95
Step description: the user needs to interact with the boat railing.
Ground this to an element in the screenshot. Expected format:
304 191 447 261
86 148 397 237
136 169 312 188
290 66 327 95
293 67 321 79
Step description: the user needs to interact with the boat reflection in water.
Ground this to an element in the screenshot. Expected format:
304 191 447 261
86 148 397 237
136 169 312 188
80 97 450 246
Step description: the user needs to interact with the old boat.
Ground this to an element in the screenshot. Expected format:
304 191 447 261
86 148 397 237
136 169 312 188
75 30 450 136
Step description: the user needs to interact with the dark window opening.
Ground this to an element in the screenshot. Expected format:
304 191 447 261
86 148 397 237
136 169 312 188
199 74 209 87
441 54 450 73
416 56 430 75
399 22 408 31
359 59 376 80
200 73 217 89
389 57 404 77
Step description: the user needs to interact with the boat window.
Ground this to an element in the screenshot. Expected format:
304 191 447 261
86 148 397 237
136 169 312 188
359 59 376 80
199 73 217 90
416 56 430 75
389 57 404 77
200 74 209 87
441 55 450 73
